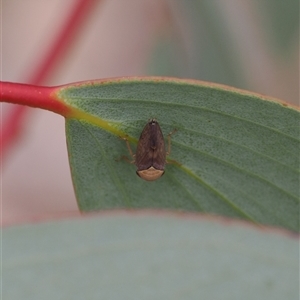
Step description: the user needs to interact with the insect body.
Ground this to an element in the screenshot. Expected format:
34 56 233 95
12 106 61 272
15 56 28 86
123 119 176 181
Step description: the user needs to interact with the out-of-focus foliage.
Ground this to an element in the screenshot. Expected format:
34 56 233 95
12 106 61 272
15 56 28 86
148 0 299 105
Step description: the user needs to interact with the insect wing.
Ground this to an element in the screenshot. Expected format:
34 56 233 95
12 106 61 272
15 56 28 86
151 123 166 170
135 121 166 171
135 122 154 170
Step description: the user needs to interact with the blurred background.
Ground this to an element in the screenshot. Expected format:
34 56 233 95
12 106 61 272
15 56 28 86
2 0 299 224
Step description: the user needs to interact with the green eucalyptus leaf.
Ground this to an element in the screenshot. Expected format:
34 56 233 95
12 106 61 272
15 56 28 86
3 214 298 300
58 78 299 231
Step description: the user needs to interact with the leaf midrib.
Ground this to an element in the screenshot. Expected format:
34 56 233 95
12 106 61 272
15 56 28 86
65 97 299 141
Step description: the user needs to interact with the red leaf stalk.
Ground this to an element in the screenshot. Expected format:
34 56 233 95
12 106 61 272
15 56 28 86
2 0 99 158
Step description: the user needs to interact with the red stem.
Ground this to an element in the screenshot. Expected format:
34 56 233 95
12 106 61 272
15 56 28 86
2 0 98 158
0 82 70 116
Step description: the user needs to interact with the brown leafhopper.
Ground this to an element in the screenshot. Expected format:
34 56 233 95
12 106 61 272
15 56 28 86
122 119 176 181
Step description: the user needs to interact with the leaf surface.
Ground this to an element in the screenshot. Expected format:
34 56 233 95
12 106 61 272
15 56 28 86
3 214 298 300
56 78 299 231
